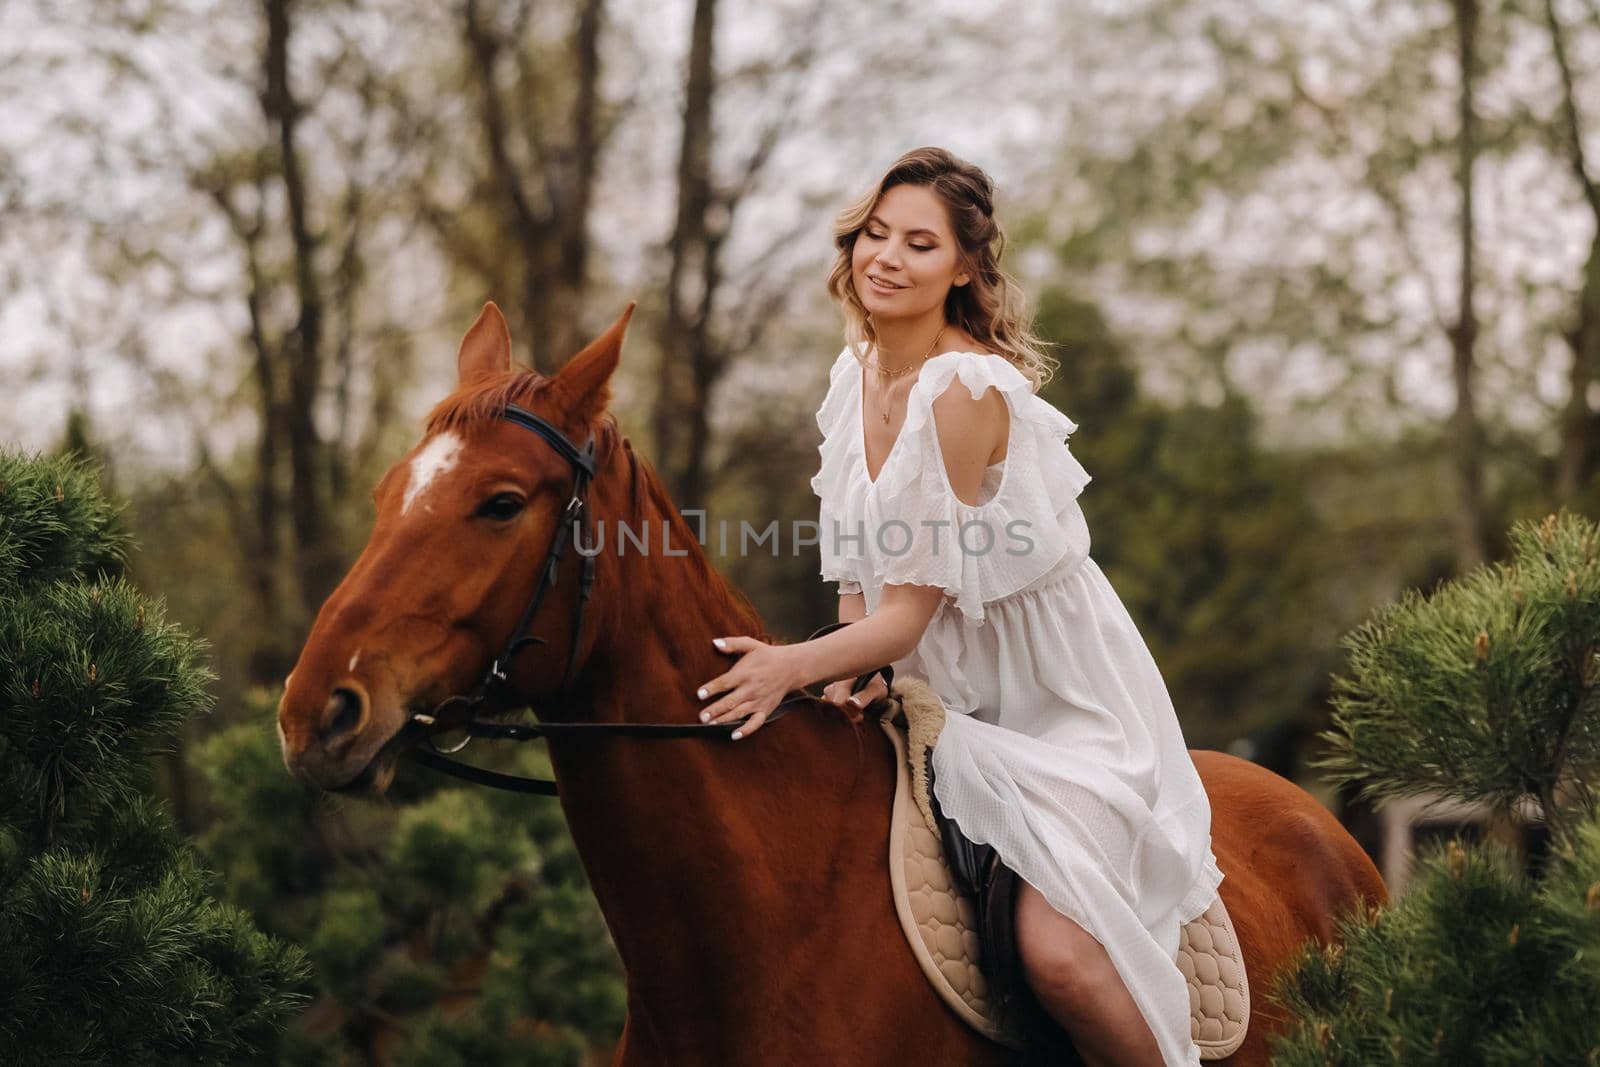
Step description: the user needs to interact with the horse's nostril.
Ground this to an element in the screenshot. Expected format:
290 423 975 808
321 687 365 742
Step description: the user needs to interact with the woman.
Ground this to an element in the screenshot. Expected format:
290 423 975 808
695 146 1222 1067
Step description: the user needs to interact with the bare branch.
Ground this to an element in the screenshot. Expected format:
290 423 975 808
1543 0 1600 218
463 0 546 241
1287 65 1451 337
723 0 827 206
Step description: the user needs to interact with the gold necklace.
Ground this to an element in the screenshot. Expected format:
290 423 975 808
868 325 946 423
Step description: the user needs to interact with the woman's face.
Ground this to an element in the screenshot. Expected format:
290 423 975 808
850 183 970 323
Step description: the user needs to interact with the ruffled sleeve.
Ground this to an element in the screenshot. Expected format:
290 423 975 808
811 347 864 595
863 352 1093 624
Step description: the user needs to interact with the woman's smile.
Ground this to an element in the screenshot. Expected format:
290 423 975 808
867 273 907 294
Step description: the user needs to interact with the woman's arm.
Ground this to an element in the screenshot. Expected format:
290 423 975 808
791 582 944 689
838 591 866 624
696 377 1005 734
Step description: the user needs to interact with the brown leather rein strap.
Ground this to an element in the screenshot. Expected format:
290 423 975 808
407 623 893 796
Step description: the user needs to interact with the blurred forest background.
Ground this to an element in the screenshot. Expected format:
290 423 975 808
5 0 1600 1060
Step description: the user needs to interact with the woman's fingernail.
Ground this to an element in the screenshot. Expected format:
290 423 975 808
731 730 743 740
699 710 710 722
849 696 862 707
713 638 726 650
697 687 708 700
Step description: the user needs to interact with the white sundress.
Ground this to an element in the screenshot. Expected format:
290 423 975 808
810 346 1224 1067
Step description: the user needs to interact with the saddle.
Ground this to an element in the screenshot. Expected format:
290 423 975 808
877 675 1250 1061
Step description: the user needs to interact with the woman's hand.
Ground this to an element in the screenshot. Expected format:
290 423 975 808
821 673 889 714
697 636 802 740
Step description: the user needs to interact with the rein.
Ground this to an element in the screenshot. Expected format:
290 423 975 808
402 403 894 796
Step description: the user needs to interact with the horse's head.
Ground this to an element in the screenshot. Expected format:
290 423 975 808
277 301 630 791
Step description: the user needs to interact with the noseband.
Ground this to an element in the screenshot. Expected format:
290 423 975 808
404 403 893 796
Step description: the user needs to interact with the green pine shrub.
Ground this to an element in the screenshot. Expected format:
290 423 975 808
1270 510 1600 1064
195 706 626 1064
1314 509 1600 847
0 449 310 1066
1270 815 1600 1065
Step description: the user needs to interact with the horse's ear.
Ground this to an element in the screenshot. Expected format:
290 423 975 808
550 301 636 424
457 301 514 385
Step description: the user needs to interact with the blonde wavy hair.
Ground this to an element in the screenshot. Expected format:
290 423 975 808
825 146 1057 391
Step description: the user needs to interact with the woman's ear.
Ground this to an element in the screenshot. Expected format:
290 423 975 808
954 273 970 287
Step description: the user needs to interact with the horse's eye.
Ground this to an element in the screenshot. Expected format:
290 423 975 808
477 492 526 521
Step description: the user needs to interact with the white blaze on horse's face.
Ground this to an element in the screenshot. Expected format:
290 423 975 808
402 432 464 516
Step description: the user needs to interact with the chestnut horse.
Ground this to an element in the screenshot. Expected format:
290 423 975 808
279 302 1386 1066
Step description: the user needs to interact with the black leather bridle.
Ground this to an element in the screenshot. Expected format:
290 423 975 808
402 403 893 796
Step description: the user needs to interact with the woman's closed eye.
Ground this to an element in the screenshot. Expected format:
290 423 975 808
864 229 935 252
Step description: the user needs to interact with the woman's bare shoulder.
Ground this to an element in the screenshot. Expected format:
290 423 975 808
935 326 986 355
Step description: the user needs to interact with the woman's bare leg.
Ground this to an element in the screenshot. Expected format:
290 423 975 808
1015 880 1166 1067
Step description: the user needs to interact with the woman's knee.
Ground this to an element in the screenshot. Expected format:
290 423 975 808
1015 883 1116 1005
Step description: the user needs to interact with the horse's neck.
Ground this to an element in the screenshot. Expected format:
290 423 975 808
546 666 884 1006
544 473 885 1004
521 451 997 1060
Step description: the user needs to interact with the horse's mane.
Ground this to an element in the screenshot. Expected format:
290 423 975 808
424 368 775 644
425 369 550 435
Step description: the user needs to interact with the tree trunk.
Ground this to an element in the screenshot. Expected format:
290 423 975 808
1449 0 1488 570
1558 247 1600 500
553 0 604 362
263 0 333 613
462 0 605 372
463 0 549 371
1544 0 1600 502
247 238 288 677
655 0 717 505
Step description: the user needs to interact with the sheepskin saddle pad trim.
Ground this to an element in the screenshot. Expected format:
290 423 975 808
882 674 1250 1059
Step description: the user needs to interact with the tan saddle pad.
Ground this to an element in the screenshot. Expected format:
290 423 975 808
882 675 1250 1059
